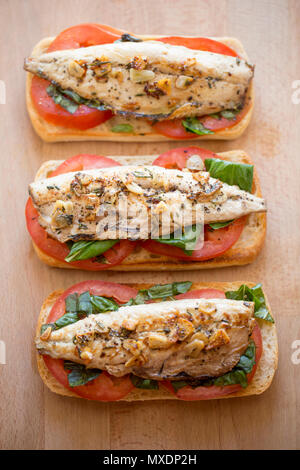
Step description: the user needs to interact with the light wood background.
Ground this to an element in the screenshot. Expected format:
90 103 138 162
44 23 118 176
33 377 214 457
0 0 299 450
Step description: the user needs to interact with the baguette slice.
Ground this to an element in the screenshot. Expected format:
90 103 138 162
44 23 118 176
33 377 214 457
26 35 254 142
31 150 266 271
36 281 278 402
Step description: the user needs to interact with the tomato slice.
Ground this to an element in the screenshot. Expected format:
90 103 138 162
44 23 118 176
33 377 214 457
152 106 247 139
156 36 238 56
43 356 134 402
47 280 138 323
163 322 262 400
175 289 225 300
30 76 113 131
47 23 123 52
142 215 245 262
31 24 121 130
42 280 137 401
50 153 121 177
26 154 136 270
152 146 218 169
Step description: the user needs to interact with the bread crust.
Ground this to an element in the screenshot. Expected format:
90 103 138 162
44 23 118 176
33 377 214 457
36 281 278 401
30 150 266 271
26 35 254 142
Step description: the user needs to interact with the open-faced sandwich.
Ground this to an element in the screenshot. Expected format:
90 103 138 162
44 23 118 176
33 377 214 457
26 147 266 271
36 280 277 402
24 23 254 142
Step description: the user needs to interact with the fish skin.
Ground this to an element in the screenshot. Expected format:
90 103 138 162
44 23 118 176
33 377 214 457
24 41 254 120
36 298 255 380
28 166 266 242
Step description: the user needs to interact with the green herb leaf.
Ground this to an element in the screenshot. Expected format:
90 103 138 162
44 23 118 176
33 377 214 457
171 380 189 392
91 296 119 313
220 109 239 120
153 225 202 255
111 124 134 133
64 361 101 387
46 84 79 114
126 281 192 305
77 291 93 315
182 117 214 135
47 84 107 113
55 312 79 329
205 158 253 192
130 375 159 390
209 220 234 230
65 293 78 313
225 284 274 323
213 340 256 388
65 240 119 262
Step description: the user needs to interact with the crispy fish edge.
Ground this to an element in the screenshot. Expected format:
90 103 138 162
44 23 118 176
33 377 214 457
36 281 278 402
26 35 254 142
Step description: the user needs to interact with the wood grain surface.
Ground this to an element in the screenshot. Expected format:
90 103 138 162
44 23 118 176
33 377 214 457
0 0 299 450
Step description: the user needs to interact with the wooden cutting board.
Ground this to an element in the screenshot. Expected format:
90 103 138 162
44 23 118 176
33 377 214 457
0 0 299 450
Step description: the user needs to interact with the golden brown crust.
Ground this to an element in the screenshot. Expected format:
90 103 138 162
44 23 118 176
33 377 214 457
31 150 266 271
36 281 278 401
26 35 254 142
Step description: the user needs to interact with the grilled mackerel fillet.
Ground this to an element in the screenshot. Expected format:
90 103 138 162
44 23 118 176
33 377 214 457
28 165 266 242
24 41 254 120
36 298 255 380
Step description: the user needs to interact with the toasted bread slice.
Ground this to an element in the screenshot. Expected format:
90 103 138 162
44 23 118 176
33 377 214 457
30 150 266 271
36 281 277 401
26 35 254 142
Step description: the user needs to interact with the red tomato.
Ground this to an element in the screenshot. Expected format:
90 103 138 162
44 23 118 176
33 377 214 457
43 357 134 402
152 146 218 169
175 289 225 300
142 217 246 262
26 154 136 270
31 23 121 129
50 153 121 177
152 107 246 139
30 76 113 130
47 23 122 52
156 36 238 56
47 280 138 323
42 280 137 401
152 119 200 140
198 104 249 132
163 322 262 400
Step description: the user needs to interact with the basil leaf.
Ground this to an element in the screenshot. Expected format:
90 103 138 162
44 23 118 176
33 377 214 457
131 375 159 390
65 240 119 262
64 361 101 387
182 117 214 135
91 296 119 313
214 369 248 388
213 340 256 389
205 158 253 192
225 284 274 323
171 380 189 392
55 312 79 329
111 124 134 133
220 109 240 120
65 293 78 313
126 281 192 305
47 84 107 113
46 84 79 114
209 220 234 230
154 225 202 255
77 291 93 315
